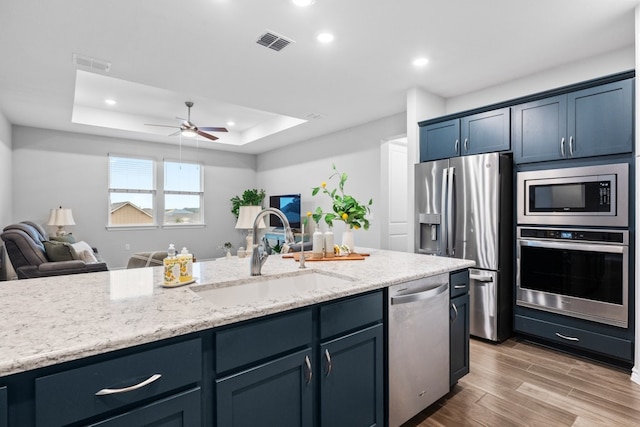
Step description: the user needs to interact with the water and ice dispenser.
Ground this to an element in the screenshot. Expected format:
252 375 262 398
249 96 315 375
417 213 441 255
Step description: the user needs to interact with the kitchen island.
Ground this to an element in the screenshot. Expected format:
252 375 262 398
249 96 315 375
0 248 473 426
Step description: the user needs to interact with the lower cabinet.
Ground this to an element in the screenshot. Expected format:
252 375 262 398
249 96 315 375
320 324 384 427
1 386 7 427
216 348 314 427
88 388 201 426
450 270 470 386
215 291 384 427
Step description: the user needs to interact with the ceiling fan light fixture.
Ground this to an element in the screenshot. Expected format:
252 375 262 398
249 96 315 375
181 129 197 138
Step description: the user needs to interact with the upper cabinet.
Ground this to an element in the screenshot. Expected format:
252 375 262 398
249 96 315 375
420 107 511 162
513 79 633 164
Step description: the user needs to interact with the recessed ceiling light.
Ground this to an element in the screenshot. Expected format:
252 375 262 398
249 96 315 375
317 32 334 43
292 0 315 6
226 121 235 127
104 99 117 105
412 57 429 67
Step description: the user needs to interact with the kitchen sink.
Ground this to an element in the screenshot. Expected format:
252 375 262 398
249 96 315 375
191 269 356 307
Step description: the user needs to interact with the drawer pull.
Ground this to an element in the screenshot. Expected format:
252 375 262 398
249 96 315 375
95 373 162 396
454 285 467 289
555 332 580 342
450 302 459 323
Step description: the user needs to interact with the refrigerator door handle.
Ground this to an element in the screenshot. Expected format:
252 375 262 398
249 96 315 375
447 166 455 256
441 168 448 255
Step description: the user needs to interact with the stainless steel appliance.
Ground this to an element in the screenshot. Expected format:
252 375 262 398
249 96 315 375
517 163 628 227
415 152 512 341
388 274 449 427
516 226 629 328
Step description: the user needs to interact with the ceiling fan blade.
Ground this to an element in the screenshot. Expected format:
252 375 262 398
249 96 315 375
196 130 219 141
199 127 228 132
145 124 180 129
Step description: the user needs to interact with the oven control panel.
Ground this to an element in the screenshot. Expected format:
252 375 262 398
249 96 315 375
519 227 625 244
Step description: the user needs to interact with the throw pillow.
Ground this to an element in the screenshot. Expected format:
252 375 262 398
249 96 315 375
71 241 99 263
43 240 78 262
50 234 77 244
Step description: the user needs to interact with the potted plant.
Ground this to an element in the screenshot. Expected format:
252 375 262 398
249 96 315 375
230 189 266 219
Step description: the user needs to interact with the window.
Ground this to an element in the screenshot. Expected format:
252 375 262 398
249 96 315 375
108 156 155 226
163 160 203 225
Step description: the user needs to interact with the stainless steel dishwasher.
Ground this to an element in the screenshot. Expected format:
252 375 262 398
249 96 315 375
388 273 450 427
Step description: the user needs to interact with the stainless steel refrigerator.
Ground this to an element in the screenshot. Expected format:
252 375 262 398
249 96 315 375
415 152 513 342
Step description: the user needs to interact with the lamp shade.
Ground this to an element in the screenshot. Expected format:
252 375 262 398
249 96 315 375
47 207 76 226
235 206 265 229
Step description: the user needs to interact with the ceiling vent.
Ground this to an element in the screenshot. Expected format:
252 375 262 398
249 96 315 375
256 31 294 52
72 53 112 72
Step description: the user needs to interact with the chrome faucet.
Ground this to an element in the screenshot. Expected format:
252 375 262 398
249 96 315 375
250 208 295 276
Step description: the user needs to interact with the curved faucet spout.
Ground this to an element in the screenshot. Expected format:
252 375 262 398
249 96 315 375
250 208 295 276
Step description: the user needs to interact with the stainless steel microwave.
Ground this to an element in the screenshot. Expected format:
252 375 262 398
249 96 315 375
517 163 628 227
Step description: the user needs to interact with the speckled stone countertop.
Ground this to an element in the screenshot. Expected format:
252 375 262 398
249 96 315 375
0 249 473 377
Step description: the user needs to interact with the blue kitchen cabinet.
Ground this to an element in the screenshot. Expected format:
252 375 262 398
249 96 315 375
216 291 385 427
87 388 201 426
0 386 6 427
420 108 510 162
513 78 633 163
420 118 460 161
319 291 384 427
450 270 470 386
216 348 314 427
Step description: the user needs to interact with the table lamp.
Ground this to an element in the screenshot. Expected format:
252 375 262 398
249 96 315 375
235 206 266 253
47 206 76 236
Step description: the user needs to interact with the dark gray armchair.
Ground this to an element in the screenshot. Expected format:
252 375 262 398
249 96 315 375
0 221 108 279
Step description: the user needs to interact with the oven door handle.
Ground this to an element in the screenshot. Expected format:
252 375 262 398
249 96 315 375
518 239 626 254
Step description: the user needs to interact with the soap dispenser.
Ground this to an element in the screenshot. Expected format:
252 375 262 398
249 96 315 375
178 247 193 283
163 244 180 286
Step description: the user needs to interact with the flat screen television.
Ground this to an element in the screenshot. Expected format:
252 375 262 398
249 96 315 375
269 194 301 230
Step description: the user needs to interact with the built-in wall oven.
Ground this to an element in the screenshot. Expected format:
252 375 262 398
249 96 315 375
516 227 629 328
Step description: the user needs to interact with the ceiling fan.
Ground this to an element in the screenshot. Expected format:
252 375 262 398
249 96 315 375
145 101 228 141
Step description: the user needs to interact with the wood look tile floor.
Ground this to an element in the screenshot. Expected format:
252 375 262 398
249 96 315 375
403 338 640 426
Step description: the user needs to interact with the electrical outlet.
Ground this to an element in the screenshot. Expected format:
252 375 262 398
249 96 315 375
125 243 130 250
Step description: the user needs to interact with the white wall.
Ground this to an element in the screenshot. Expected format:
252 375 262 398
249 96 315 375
0 112 11 227
256 113 406 251
12 126 258 268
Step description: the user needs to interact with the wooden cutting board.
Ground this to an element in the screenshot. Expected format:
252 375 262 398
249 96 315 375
282 252 368 261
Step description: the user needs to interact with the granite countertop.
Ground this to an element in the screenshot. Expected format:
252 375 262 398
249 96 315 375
0 249 474 377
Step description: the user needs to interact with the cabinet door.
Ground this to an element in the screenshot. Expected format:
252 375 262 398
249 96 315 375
0 386 6 427
513 95 567 164
460 107 510 155
420 119 460 162
320 324 384 427
216 348 313 427
450 294 470 386
567 79 633 158
88 388 201 427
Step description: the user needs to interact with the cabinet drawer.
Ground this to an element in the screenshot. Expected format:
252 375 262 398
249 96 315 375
450 269 469 298
320 291 383 340
35 338 201 427
216 308 312 374
515 314 633 362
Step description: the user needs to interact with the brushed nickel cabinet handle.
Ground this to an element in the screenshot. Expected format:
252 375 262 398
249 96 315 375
324 348 332 376
304 355 313 384
454 139 459 153
555 332 579 342
560 137 566 157
569 136 574 156
450 302 458 323
464 138 469 152
95 373 162 396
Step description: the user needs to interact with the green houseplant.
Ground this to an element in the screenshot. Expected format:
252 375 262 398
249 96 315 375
230 189 266 219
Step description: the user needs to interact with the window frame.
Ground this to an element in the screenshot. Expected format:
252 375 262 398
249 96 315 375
162 158 205 227
107 154 158 230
